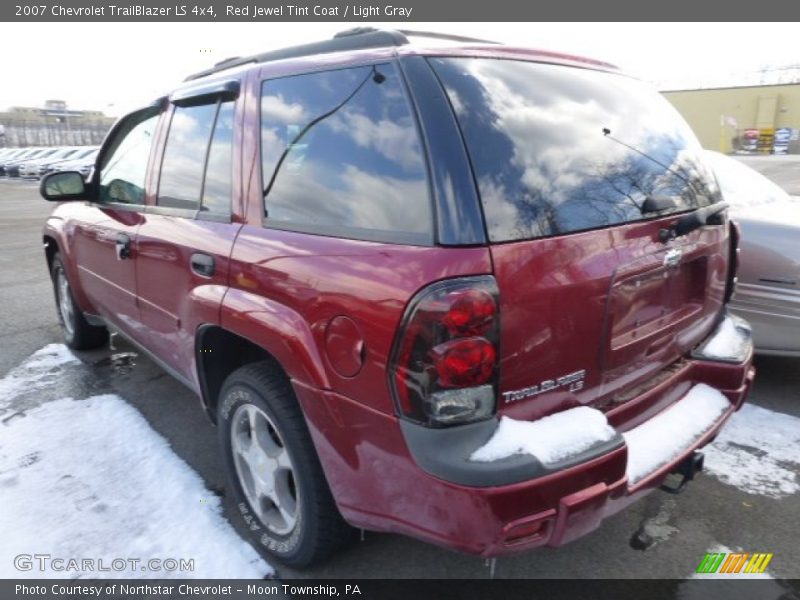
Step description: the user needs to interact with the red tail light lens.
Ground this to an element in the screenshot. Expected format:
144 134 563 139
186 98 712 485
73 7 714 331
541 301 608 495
389 276 500 427
432 337 496 388
443 289 496 336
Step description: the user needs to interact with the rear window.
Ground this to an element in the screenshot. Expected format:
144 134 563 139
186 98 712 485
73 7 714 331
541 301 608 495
259 63 432 244
430 58 721 242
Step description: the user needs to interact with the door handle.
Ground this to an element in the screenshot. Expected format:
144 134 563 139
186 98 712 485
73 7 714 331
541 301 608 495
115 234 131 260
190 253 215 277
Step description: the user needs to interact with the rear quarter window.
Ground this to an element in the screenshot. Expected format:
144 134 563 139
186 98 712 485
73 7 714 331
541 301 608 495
429 58 721 242
259 63 432 244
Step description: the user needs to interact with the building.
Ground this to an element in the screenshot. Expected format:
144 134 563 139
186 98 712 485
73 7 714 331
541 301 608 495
0 100 115 148
663 83 800 154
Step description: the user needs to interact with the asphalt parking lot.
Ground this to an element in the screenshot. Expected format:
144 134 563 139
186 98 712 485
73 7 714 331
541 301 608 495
0 159 798 581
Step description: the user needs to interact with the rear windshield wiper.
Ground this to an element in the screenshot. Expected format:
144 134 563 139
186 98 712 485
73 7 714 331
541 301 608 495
641 195 678 214
659 202 729 243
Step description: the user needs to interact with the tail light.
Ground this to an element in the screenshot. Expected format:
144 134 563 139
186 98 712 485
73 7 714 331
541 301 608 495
389 276 500 427
724 219 741 303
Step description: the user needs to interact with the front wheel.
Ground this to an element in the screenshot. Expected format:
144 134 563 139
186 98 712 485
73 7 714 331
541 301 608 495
217 361 354 568
51 253 108 350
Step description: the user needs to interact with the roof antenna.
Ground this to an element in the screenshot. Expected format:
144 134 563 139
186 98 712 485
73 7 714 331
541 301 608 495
372 66 386 84
603 127 611 136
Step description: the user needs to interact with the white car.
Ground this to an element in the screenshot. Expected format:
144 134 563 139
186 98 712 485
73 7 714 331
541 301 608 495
705 151 800 356
52 148 99 179
18 147 81 179
36 146 98 178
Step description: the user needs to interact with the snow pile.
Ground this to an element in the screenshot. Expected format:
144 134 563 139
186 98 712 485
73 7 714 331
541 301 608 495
700 315 750 361
0 344 79 408
704 403 800 498
623 384 730 485
470 406 617 464
0 392 272 578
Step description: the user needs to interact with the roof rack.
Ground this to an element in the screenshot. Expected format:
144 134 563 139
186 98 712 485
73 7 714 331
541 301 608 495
397 29 498 45
184 27 498 82
185 28 407 81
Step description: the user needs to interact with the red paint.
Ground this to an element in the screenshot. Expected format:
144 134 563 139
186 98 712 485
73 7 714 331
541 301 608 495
41 39 754 559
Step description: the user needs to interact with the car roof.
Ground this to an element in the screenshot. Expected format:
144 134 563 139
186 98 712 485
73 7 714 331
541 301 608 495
179 28 619 87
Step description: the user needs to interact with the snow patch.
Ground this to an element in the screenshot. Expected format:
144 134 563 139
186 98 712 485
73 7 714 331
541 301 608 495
699 315 751 361
703 403 800 498
470 406 617 464
0 344 79 409
0 394 271 578
624 384 730 485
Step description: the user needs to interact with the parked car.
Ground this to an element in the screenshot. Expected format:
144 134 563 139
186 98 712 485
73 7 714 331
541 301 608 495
0 148 24 161
35 146 98 179
52 147 99 179
18 147 81 179
4 147 59 178
1 147 47 176
39 28 754 568
705 151 800 356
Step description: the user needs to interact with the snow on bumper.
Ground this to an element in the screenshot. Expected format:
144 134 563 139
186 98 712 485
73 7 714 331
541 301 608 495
692 311 753 363
471 384 733 488
622 383 730 485
470 407 617 464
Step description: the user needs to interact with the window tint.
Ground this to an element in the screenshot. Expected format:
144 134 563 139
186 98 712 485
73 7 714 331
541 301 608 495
98 108 159 205
430 58 721 242
200 101 234 215
158 103 217 210
260 63 431 242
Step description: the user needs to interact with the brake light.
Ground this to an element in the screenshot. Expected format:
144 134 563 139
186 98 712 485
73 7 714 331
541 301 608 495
442 289 495 336
432 337 496 388
389 276 500 427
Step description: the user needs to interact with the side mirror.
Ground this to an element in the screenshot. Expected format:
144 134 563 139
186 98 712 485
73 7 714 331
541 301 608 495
40 171 87 202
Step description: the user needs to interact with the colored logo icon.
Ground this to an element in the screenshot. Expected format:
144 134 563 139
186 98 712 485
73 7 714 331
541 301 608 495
696 552 773 574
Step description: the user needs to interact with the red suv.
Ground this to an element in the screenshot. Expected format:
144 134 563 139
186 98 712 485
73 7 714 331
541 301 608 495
40 29 755 567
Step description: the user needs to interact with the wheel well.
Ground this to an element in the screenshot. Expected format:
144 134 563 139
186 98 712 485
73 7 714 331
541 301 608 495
196 326 283 423
43 235 58 273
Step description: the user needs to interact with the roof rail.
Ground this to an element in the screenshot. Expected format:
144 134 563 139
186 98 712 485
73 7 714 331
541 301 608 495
397 29 499 45
184 28 409 81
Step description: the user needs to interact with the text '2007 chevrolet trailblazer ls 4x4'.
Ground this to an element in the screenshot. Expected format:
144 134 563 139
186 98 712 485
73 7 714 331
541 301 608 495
40 29 755 567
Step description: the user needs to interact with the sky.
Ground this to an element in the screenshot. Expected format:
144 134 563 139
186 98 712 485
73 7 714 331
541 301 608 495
0 22 797 116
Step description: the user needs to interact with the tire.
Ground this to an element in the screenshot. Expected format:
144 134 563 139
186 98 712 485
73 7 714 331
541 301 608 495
217 361 354 568
51 253 108 350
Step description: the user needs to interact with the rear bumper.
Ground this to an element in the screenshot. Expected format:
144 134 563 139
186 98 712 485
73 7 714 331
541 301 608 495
295 315 754 557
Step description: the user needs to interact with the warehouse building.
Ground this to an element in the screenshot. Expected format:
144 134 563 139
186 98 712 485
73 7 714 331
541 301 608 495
663 83 800 154
0 100 114 148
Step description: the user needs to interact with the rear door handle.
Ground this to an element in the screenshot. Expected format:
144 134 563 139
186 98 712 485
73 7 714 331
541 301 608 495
190 253 215 277
115 234 131 260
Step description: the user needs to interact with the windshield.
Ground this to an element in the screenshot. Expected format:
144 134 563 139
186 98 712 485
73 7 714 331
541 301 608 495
430 58 721 242
704 151 792 208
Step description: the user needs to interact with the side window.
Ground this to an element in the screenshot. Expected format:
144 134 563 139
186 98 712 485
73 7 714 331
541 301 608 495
157 103 217 211
98 108 159 205
200 102 234 215
260 63 431 242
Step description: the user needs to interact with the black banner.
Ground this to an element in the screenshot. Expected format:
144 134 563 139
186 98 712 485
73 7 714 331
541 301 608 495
3 579 800 600
2 0 800 22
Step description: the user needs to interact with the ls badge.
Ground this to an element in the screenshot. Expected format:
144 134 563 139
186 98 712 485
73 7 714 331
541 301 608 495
502 369 586 404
